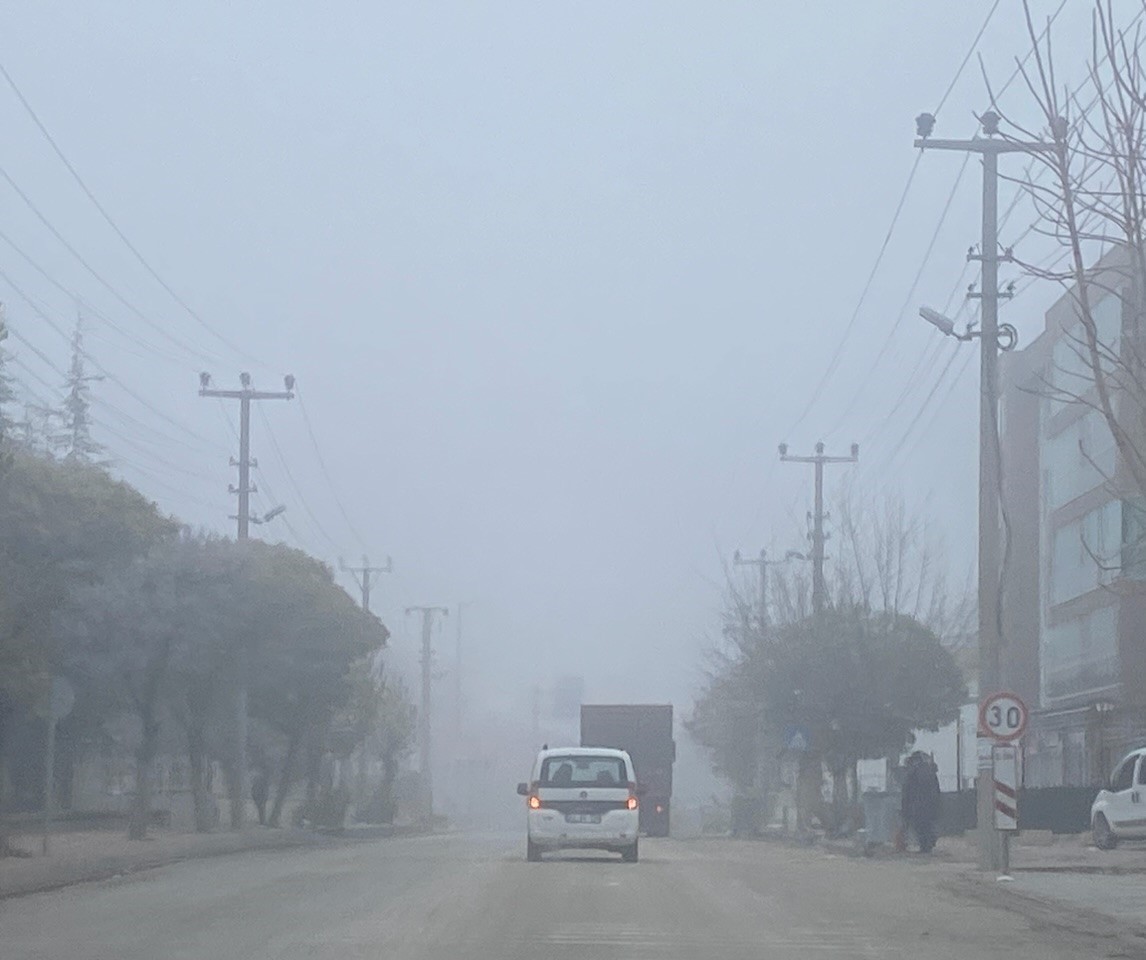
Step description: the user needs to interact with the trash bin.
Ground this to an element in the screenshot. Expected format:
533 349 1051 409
861 789 900 849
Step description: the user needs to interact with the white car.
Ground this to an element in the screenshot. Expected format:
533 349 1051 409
516 746 641 862
1091 747 1146 849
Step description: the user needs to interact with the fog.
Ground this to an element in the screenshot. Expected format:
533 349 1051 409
0 0 1102 742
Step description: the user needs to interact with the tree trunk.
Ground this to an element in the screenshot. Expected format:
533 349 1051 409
187 722 213 833
0 702 13 856
795 753 821 834
183 679 216 833
129 710 159 841
268 726 304 828
301 726 324 823
355 743 368 810
378 749 399 824
129 637 172 841
829 762 849 836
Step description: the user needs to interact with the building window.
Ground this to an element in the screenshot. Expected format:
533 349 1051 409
1042 603 1119 701
1050 500 1121 605
1044 410 1116 510
1123 498 1146 579
1050 293 1121 408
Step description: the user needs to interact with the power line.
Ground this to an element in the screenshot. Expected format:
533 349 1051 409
933 0 1004 117
0 59 263 368
293 386 369 553
0 226 188 365
786 0 1014 437
826 152 973 437
7 363 231 513
253 402 345 555
0 163 218 366
0 267 220 447
787 151 924 434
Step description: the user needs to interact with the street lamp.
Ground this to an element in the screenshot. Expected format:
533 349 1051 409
248 505 287 525
918 306 1018 351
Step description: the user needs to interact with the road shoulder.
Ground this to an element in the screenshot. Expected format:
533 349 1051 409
0 825 376 900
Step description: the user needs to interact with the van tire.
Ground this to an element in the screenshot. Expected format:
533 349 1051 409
621 841 639 863
526 838 542 862
1093 814 1117 850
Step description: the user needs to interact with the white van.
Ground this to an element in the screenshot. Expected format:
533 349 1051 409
516 746 640 862
1092 747 1146 848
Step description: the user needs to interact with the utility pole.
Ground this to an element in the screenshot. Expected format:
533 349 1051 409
531 685 541 746
733 548 809 626
454 601 475 739
406 605 448 825
915 109 1053 872
199 371 294 829
778 442 858 615
340 555 392 613
733 549 769 624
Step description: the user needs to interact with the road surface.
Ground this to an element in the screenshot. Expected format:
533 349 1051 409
0 833 1129 958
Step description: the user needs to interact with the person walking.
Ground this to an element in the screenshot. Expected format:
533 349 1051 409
901 752 941 853
252 770 270 826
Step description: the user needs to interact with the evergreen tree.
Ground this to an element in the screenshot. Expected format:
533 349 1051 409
0 304 17 446
59 314 102 463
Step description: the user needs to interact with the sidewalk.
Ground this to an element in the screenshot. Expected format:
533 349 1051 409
924 831 1146 873
0 825 332 900
813 828 1146 873
804 830 1146 937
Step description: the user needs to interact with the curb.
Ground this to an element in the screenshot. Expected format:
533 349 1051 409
943 871 1146 951
0 826 392 901
1009 863 1146 875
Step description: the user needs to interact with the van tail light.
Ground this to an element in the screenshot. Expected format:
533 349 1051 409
627 795 639 810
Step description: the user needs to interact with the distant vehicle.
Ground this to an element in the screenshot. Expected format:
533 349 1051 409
580 704 675 837
1091 747 1146 849
516 746 640 862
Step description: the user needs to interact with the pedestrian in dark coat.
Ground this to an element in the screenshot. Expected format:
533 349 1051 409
901 752 941 853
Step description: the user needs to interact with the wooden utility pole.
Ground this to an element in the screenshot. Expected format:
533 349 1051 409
199 371 294 829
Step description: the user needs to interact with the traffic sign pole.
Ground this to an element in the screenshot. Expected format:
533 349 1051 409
980 692 1026 877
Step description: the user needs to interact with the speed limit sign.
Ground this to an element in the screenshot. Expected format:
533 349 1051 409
979 691 1028 742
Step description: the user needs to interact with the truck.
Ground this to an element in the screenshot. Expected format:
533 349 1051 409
580 703 675 837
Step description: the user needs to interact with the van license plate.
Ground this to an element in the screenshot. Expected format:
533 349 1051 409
567 814 601 824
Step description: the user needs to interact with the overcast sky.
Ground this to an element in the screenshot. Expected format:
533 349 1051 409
0 1 1107 717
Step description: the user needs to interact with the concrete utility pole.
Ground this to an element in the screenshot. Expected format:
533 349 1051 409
733 549 770 623
531 685 541 746
778 442 859 615
915 109 1053 872
453 601 475 739
733 549 809 625
199 371 294 829
406 605 448 824
340 555 392 612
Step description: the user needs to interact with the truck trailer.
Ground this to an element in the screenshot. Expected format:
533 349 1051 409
580 703 675 837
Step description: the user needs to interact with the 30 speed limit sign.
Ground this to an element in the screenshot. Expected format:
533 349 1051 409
979 691 1028 742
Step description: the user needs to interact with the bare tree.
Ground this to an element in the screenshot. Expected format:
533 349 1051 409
691 488 971 835
995 1 1146 509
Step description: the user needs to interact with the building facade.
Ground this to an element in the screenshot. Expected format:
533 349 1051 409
1001 252 1146 786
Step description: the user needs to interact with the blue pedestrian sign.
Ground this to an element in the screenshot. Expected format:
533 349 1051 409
784 725 810 753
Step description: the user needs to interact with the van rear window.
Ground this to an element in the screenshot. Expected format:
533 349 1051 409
539 755 626 787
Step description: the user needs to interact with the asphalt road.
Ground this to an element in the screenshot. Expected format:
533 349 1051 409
0 833 1129 959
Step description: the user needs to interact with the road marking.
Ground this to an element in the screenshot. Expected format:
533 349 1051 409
532 922 882 955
